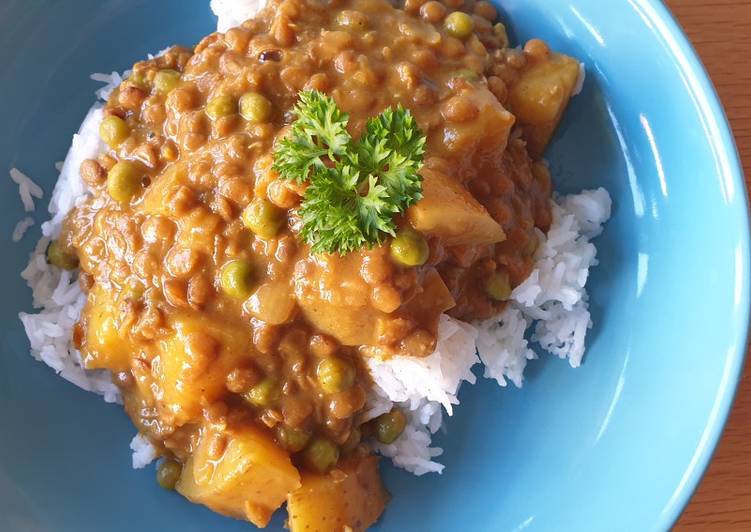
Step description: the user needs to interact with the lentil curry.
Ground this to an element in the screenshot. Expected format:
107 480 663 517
53 0 581 529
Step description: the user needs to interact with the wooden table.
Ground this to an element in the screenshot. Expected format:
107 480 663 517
666 0 751 529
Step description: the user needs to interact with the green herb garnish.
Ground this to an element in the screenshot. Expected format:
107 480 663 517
273 90 426 254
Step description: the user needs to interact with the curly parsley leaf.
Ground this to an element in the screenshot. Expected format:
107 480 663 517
273 90 351 183
273 90 425 254
357 105 426 209
298 167 400 254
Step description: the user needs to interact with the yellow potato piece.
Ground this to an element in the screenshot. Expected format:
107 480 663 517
295 252 384 347
408 167 505 246
436 86 516 169
507 51 581 157
81 284 136 372
140 163 184 216
152 314 251 425
297 302 382 346
287 455 389 532
177 426 301 528
298 267 455 350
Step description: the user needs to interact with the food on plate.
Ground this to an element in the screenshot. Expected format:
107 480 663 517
18 0 612 529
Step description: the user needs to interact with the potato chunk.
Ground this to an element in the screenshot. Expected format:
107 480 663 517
294 252 384 346
297 299 382 347
287 455 388 532
507 51 581 157
140 163 185 216
152 314 251 425
408 167 505 246
81 284 137 372
435 86 516 170
177 426 301 528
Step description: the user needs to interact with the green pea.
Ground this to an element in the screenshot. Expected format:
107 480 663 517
316 357 355 394
303 437 340 474
242 198 285 239
206 94 237 120
374 408 407 444
485 271 511 301
219 259 254 299
239 92 272 123
153 69 181 95
46 240 78 270
389 228 429 267
107 160 142 203
243 378 280 407
156 459 182 490
341 427 361 454
445 11 474 40
99 115 129 147
277 425 312 453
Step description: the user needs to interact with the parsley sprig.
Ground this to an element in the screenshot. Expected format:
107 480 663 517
273 90 426 254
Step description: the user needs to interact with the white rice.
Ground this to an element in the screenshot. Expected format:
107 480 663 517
40 104 105 238
371 399 445 475
10 168 44 212
19 234 122 404
367 315 479 417
477 188 612 386
131 433 159 469
91 71 126 101
18 73 123 406
364 315 480 475
572 62 586 96
12 217 35 242
16 1 612 477
211 0 267 32
366 189 611 473
476 306 535 388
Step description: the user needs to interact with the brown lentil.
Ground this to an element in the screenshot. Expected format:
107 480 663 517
420 1 447 23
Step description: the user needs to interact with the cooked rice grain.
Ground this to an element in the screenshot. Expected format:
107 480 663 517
12 217 35 242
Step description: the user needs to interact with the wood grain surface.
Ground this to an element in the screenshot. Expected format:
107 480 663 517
665 0 751 530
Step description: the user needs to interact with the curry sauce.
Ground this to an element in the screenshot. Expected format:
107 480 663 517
55 0 581 528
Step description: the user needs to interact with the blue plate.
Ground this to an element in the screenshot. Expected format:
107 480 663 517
0 1 747 531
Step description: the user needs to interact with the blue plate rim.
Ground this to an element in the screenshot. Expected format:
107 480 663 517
633 0 751 528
